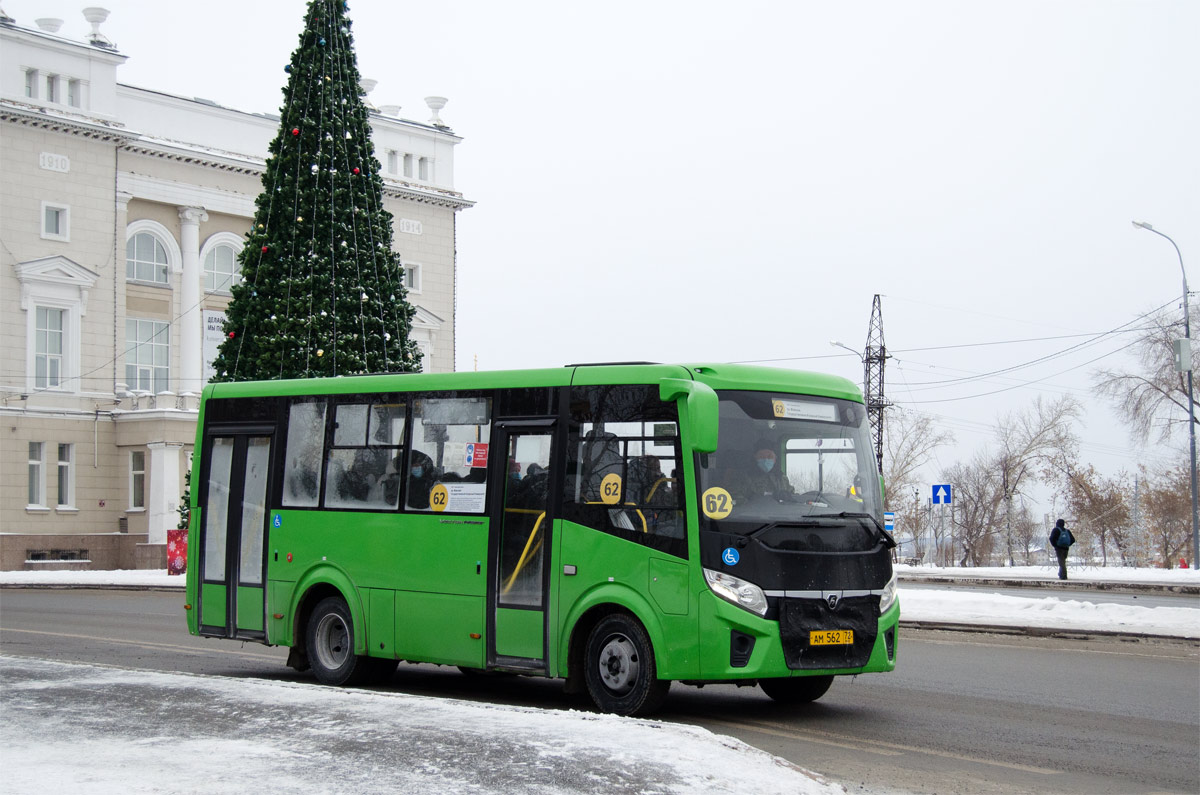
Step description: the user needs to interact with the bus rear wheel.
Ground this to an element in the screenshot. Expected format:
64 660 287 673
307 596 373 686
760 674 834 704
584 614 670 716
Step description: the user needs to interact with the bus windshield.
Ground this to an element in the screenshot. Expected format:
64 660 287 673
697 390 883 532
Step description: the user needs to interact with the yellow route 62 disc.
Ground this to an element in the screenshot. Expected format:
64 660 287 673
702 487 733 520
430 483 449 512
600 473 622 505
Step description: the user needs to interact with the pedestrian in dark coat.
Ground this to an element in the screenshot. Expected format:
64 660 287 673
1049 518 1074 580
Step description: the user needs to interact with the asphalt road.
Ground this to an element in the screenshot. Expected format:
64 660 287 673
1 588 1197 794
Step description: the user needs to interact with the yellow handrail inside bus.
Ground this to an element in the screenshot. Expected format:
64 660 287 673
500 511 546 596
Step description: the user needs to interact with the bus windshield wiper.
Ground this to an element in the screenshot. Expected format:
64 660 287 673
826 512 897 548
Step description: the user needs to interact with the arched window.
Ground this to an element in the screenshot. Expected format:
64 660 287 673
200 233 244 293
204 245 240 291
126 232 169 283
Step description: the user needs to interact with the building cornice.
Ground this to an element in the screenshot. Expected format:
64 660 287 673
0 101 137 143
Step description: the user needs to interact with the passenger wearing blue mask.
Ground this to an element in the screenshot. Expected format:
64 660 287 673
729 443 794 502
406 450 437 510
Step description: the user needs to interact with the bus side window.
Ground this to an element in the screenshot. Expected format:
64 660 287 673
282 401 326 508
563 385 688 558
323 399 406 511
406 395 491 513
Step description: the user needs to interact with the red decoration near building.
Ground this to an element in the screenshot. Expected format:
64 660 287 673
292 127 300 136
167 529 188 576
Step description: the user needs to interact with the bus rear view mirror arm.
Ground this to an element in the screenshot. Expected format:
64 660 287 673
659 378 719 454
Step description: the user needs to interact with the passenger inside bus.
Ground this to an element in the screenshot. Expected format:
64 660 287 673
406 450 437 509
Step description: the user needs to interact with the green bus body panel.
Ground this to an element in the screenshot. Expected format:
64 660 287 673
495 608 544 659
268 580 292 643
395 591 484 667
237 586 264 631
556 520 700 680
200 583 226 627
368 588 396 657
648 557 690 616
186 506 203 635
270 511 488 598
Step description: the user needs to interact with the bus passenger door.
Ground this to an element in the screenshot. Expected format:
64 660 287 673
490 424 554 670
198 429 273 641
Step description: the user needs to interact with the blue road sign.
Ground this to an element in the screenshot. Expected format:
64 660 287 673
883 512 895 531
932 484 952 505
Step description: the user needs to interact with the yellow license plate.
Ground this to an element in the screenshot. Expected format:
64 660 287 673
809 629 854 645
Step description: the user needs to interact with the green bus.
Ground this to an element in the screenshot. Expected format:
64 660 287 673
185 362 898 715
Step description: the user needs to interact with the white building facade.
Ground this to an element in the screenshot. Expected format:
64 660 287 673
0 10 472 569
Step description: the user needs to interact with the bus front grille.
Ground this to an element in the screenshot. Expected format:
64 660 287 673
778 595 879 670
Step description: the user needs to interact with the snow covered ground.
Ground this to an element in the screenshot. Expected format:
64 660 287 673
0 655 841 795
3 565 1197 638
1 567 1195 794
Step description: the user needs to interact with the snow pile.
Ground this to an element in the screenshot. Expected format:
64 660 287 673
0 656 843 795
896 563 1200 586
899 589 1199 638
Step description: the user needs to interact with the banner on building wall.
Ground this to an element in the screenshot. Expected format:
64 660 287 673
202 310 227 384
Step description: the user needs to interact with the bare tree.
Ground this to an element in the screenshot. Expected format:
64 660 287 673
944 396 1081 566
1055 463 1133 566
882 407 954 512
996 396 1082 565
1094 302 1198 444
1142 461 1194 568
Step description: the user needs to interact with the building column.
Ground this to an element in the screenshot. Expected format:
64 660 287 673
147 441 183 545
178 207 208 394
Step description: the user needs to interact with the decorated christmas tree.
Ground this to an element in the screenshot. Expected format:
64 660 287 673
210 0 420 382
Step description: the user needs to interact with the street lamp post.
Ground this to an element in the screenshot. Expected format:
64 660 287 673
1132 220 1199 569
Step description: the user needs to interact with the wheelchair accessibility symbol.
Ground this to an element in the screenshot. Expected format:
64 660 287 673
722 547 739 566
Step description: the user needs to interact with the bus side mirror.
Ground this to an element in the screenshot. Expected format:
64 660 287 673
659 378 719 454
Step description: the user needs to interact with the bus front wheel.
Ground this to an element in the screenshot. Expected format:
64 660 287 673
760 674 834 703
584 614 670 716
306 596 372 686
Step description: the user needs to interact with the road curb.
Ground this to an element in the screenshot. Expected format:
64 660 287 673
900 619 1199 644
898 575 1200 596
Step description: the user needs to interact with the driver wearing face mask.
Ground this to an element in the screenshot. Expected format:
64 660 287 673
728 443 795 502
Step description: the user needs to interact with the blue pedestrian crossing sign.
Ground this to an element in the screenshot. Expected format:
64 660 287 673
932 484 952 505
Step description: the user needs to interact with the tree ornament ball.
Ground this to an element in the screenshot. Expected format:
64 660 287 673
317 349 324 357
296 215 304 222
318 37 326 46
292 127 300 136
257 223 264 229
311 164 319 173
353 167 360 175
228 332 236 339
261 245 269 253
284 64 292 73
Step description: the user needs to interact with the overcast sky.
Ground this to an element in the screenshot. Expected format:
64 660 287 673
10 0 1197 509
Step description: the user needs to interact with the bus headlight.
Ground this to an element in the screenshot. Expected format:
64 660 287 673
878 572 898 613
704 568 768 617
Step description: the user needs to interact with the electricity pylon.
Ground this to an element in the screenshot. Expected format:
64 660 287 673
863 294 891 472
